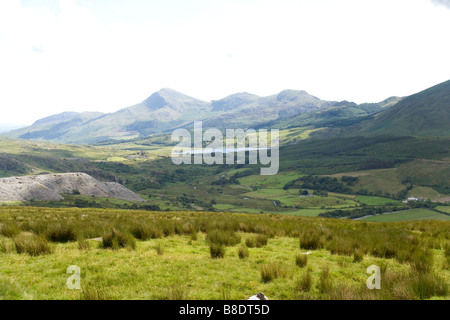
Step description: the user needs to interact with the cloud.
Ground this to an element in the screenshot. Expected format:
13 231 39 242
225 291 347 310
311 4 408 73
430 0 450 8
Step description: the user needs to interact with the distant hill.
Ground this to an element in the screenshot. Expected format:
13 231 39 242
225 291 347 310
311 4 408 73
7 111 104 143
5 88 374 144
316 79 450 138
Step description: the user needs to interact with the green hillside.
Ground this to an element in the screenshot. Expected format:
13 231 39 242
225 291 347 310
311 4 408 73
317 79 450 138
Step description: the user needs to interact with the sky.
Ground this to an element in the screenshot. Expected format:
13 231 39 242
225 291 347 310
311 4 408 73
0 0 450 125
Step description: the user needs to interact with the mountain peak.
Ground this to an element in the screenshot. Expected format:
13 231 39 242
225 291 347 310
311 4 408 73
276 90 317 102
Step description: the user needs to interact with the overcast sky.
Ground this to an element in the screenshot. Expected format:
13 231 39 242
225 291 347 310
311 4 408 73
1 0 450 125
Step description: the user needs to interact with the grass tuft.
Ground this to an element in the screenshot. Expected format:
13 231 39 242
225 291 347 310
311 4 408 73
13 232 52 256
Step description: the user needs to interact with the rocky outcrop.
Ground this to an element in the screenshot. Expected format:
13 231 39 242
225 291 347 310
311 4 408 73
0 172 145 202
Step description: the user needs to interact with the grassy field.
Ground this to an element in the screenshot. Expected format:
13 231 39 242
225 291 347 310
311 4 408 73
362 209 450 222
0 207 449 300
355 196 400 206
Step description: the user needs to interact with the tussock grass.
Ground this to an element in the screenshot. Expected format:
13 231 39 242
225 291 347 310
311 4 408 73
353 249 364 263
245 234 269 248
101 229 136 250
0 223 20 238
13 232 52 256
296 270 312 292
295 253 307 268
154 242 164 255
238 245 249 259
318 265 332 294
0 237 15 253
260 262 286 283
80 286 111 300
166 285 189 300
207 230 241 246
210 244 225 259
46 223 77 243
0 207 448 300
190 231 198 241
410 273 448 299
299 231 324 250
77 238 90 251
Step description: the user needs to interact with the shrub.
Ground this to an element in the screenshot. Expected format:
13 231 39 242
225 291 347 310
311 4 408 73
13 232 53 256
238 246 249 259
101 229 136 250
260 263 285 283
210 244 225 259
295 253 308 268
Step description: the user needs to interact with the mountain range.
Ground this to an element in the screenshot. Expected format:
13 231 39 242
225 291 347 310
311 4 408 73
4 79 450 145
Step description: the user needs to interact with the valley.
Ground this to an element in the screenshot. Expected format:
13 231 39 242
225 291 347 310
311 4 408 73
1 79 450 301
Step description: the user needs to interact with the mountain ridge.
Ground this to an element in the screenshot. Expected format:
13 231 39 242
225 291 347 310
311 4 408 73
5 88 378 144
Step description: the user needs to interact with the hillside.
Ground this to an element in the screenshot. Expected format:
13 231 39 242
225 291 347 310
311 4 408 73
0 172 145 202
316 79 450 138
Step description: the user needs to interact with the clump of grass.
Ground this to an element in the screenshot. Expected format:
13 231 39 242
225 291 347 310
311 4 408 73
245 234 268 248
220 283 232 300
410 273 448 299
260 262 286 283
207 230 241 246
131 224 152 240
210 243 225 259
182 222 195 234
245 237 256 248
299 231 323 250
410 249 433 273
353 249 364 263
46 224 77 243
78 238 90 251
327 284 362 300
444 244 450 257
318 265 332 294
154 242 164 255
0 223 20 238
0 238 15 253
13 232 53 256
256 234 268 247
166 285 189 300
190 231 198 241
101 229 136 251
295 253 308 268
238 245 249 259
296 270 312 292
80 286 110 300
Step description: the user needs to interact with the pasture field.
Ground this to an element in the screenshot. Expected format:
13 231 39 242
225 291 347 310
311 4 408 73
362 209 450 222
